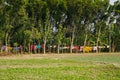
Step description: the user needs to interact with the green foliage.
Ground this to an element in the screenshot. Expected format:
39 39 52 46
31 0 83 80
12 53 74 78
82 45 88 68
24 30 31 42
0 0 120 52
13 42 18 47
56 24 66 44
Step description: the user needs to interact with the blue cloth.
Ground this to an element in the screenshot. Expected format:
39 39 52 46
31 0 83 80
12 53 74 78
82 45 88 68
36 45 41 49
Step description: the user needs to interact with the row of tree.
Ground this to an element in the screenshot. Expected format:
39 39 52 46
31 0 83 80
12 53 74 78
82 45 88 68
0 0 120 53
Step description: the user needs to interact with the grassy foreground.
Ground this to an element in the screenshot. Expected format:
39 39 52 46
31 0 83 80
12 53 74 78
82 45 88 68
0 53 120 80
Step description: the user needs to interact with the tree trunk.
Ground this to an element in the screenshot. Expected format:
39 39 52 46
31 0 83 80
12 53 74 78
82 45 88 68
57 44 60 54
111 40 115 52
70 24 75 53
62 45 63 53
5 32 8 52
70 41 73 53
0 41 2 53
28 43 31 54
109 24 112 53
83 23 88 53
83 34 88 53
96 26 101 53
43 38 46 54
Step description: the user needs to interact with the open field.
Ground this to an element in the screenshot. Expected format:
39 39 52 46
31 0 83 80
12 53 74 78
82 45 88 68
0 53 120 80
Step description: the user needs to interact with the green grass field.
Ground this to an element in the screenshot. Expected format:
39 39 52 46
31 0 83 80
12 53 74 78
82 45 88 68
0 53 120 80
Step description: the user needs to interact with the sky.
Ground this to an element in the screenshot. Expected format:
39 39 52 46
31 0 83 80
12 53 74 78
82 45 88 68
110 0 118 5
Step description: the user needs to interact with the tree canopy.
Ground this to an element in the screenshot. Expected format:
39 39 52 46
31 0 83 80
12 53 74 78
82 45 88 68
0 0 120 53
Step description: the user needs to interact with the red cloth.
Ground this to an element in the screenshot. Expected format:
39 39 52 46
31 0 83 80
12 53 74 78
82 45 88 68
72 46 79 52
30 45 36 50
41 44 44 49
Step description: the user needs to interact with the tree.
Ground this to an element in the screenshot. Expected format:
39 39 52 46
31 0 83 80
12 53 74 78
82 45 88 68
56 24 66 54
42 8 51 54
26 0 46 53
0 0 120 54
65 0 82 53
109 1 120 52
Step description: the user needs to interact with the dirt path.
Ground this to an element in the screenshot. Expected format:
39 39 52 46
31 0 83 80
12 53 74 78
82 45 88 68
0 53 120 60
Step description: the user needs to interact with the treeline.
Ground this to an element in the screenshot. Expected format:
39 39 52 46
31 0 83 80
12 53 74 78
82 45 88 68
0 0 120 53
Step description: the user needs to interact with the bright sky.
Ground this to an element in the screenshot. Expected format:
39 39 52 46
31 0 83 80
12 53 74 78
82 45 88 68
110 0 118 5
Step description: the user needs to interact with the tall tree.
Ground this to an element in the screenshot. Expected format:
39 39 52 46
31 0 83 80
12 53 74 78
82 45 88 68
56 24 66 54
65 0 82 53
